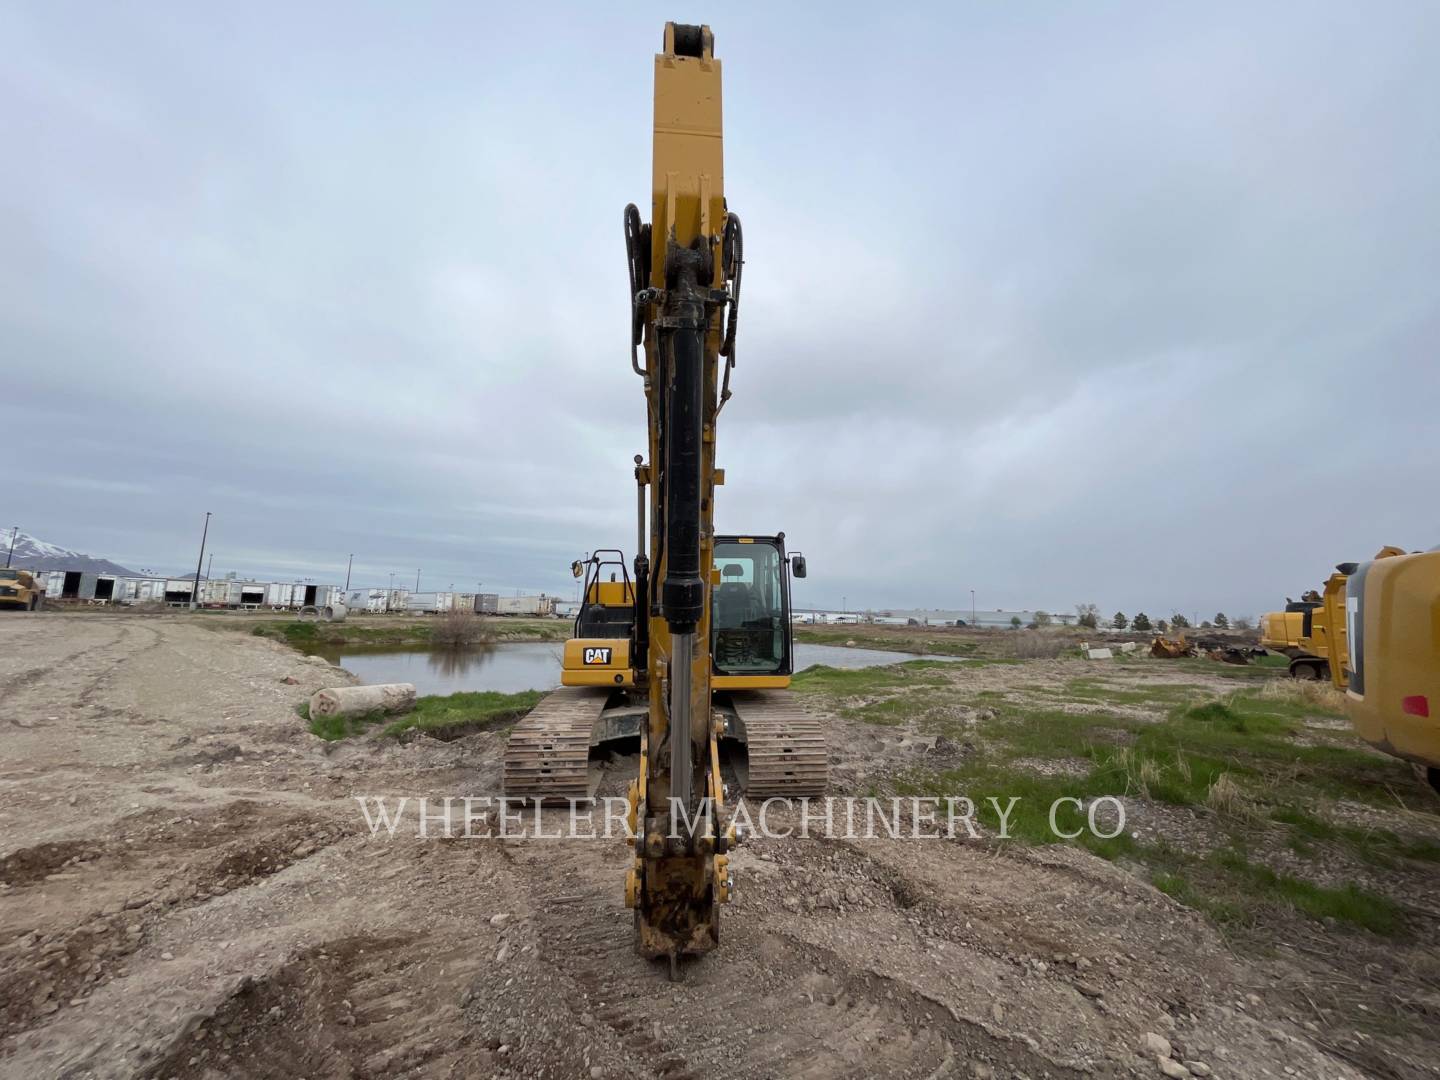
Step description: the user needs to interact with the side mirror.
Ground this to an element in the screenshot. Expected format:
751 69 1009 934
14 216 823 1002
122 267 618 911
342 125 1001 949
790 553 807 579
571 560 584 579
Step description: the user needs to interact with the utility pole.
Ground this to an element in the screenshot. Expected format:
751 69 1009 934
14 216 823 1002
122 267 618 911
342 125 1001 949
842 595 847 614
5 526 18 568
344 554 354 591
970 589 976 626
416 569 421 592
388 572 395 593
190 512 211 611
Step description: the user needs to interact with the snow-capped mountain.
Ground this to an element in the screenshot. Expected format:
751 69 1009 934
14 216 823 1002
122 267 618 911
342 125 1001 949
4 531 139 576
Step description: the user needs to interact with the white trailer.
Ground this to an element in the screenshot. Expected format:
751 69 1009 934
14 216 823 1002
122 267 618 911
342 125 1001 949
495 595 555 617
345 589 390 613
405 591 459 614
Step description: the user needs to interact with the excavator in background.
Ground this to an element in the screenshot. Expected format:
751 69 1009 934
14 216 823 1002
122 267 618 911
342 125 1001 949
502 23 826 973
1259 590 1335 680
1259 547 1406 682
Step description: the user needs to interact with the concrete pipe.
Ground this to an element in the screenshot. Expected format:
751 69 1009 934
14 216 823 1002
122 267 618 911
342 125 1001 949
309 683 416 719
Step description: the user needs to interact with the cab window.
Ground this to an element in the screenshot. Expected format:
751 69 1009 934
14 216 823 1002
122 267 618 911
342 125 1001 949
712 541 785 675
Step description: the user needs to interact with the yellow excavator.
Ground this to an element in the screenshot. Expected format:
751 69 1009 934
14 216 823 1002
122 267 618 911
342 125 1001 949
1327 547 1440 794
503 23 826 972
1259 585 1340 680
1258 547 1407 683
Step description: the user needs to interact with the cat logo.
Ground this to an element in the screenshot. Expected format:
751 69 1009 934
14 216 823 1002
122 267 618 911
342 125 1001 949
583 647 613 666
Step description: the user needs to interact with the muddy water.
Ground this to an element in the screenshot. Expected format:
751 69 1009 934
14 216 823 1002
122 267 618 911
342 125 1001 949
316 641 957 697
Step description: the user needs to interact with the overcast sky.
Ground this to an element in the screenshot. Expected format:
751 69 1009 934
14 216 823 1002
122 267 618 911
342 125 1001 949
6 3 1438 617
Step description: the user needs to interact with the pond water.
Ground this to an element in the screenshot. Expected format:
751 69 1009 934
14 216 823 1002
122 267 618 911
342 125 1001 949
317 641 956 697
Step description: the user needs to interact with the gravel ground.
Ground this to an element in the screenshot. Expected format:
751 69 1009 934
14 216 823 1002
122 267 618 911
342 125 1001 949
0 613 1417 1079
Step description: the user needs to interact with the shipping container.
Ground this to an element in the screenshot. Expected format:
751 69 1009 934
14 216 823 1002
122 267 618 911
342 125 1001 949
163 579 196 604
345 589 389 613
406 591 461 614
474 593 499 615
495 594 555 617
199 579 230 606
236 581 267 607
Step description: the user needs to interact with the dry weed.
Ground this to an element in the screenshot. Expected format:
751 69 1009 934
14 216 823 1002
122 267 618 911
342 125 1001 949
432 608 491 648
1259 677 1345 711
1205 772 1255 820
1010 632 1070 659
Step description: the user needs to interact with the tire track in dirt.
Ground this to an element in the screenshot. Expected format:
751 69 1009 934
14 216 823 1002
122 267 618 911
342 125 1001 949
492 818 1089 1080
0 800 350 1041
0 621 138 725
138 929 487 1080
73 623 165 713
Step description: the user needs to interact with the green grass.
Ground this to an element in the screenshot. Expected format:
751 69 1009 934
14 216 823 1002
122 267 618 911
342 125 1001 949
867 672 1430 938
793 661 963 726
1212 849 1404 935
300 689 544 741
1169 656 1288 680
1251 652 1292 668
1270 807 1440 865
794 628 982 657
299 698 390 741
1049 677 1209 708
381 689 544 738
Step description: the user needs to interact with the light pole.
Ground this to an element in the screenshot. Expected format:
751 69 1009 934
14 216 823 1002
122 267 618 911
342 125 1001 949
190 512 211 611
6 525 18 568
206 553 214 581
842 595 847 614
416 569 421 592
970 589 976 626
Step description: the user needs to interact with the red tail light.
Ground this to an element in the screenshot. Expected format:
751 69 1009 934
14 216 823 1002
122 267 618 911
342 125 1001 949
1401 695 1429 717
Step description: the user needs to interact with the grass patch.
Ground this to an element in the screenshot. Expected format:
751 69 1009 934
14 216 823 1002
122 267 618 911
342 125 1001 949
1270 807 1440 865
875 673 1426 938
793 661 964 727
300 689 543 741
794 628 982 657
792 660 954 696
1056 677 1209 708
1212 849 1404 935
381 689 544 739
1251 652 1292 669
309 709 387 741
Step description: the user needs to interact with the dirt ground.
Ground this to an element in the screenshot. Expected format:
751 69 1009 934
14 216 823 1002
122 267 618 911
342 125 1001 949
1 613 1435 1079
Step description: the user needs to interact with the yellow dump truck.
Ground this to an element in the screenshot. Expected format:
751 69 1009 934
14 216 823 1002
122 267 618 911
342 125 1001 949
0 568 45 610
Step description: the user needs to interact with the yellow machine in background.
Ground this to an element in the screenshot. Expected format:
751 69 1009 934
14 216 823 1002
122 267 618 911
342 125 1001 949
503 24 826 974
1257 547 1407 684
1335 547 1440 793
1259 591 1334 680
0 568 45 611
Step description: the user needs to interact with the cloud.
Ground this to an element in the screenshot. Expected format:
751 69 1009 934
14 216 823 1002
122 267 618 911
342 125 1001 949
5 2 1438 616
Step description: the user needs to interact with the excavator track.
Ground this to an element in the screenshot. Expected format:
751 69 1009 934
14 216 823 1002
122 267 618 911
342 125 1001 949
503 687 608 802
729 690 828 798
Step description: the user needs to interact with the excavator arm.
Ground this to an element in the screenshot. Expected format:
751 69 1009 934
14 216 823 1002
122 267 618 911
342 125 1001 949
624 22 738 967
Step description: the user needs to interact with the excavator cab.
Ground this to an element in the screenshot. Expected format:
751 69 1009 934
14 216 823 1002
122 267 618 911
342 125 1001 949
561 551 636 687
711 534 801 687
